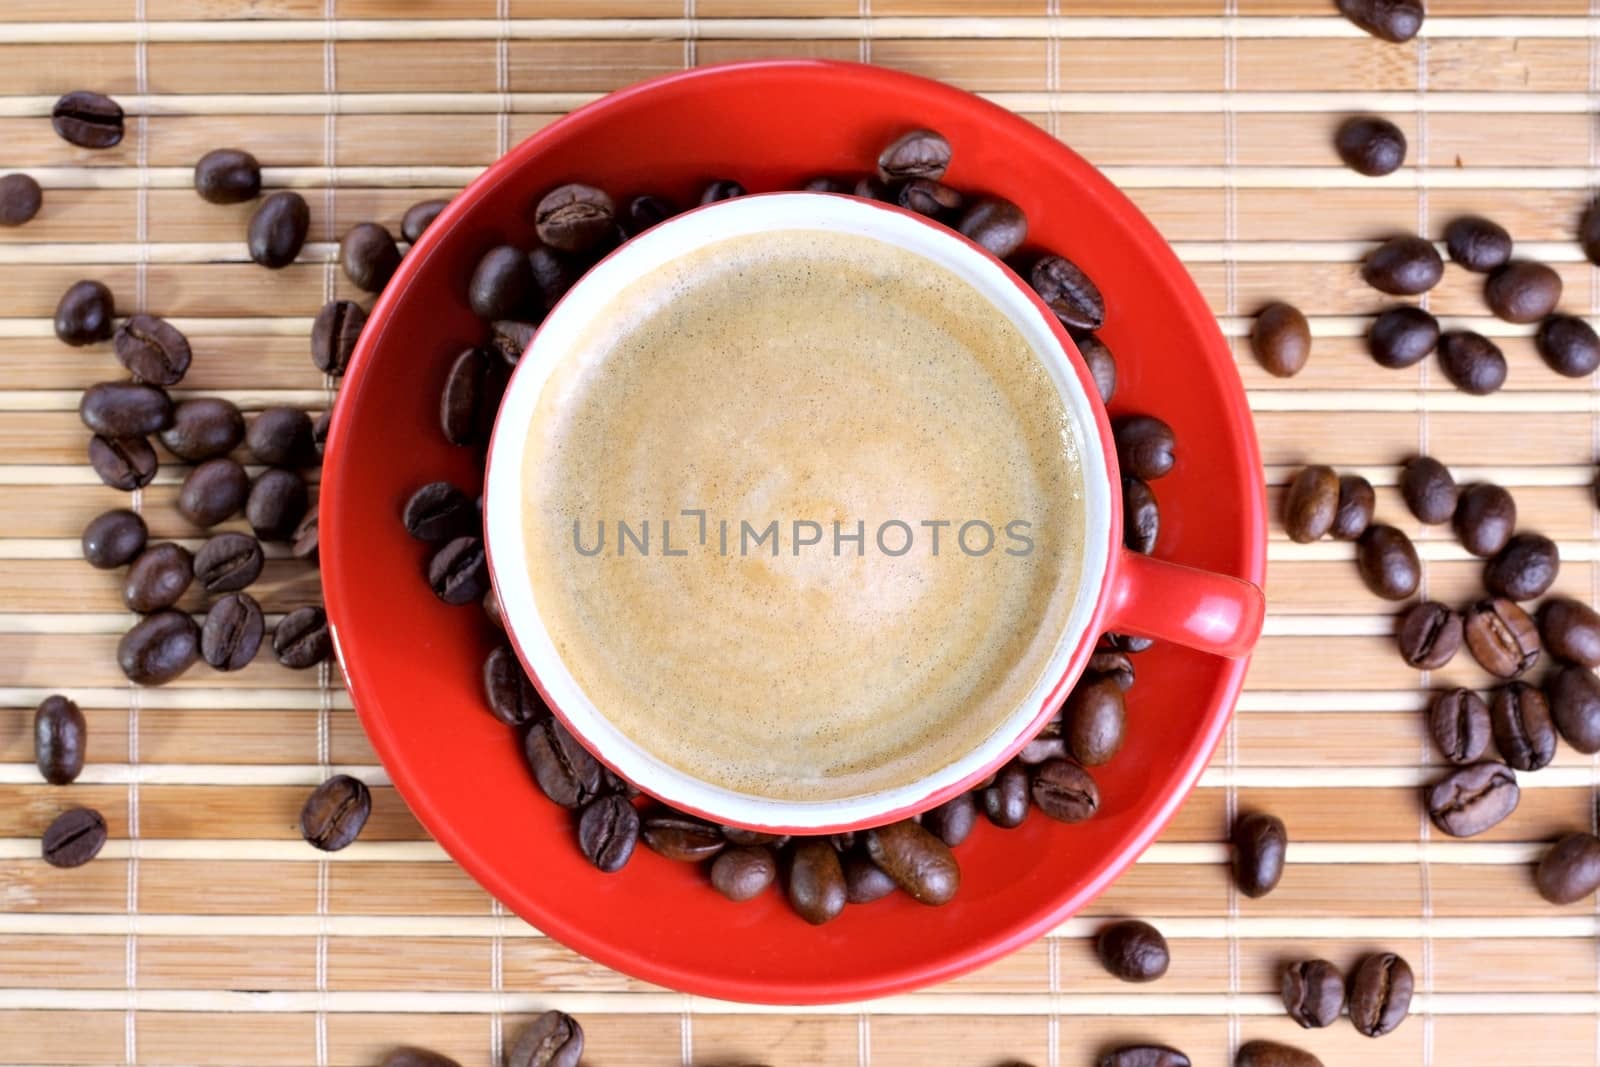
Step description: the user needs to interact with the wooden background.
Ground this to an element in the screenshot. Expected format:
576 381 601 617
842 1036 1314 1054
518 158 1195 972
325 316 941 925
4 1 1600 1064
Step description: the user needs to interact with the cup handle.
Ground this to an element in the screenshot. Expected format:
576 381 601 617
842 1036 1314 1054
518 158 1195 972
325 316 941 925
1106 550 1265 659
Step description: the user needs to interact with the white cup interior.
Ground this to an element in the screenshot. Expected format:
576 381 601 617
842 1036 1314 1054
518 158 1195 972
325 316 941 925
484 192 1113 831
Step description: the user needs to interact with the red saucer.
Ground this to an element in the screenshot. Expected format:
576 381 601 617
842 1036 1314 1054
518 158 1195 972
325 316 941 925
321 59 1266 1004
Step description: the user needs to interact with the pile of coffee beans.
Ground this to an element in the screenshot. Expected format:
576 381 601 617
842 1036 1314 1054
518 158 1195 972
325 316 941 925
1279 952 1413 1035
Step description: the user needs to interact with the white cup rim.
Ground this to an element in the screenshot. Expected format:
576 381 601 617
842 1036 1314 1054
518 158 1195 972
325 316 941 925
483 192 1114 832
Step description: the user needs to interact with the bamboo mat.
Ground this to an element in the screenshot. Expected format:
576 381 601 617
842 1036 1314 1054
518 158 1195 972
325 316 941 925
4 2 1600 1065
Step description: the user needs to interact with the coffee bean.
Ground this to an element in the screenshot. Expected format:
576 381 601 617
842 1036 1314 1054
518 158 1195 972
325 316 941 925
1335 115 1407 177
55 280 114 346
247 468 308 541
828 830 856 853
161 397 245 462
1537 832 1600 905
878 129 952 183
1031 758 1099 823
1065 675 1125 765
201 591 263 671
34 695 86 785
42 807 107 868
803 176 850 194
81 508 146 569
526 247 578 313
52 91 123 149
1490 682 1556 772
193 148 261 204
843 853 897 904
1235 1041 1323 1067
921 792 977 847
642 812 725 862
957 197 1027 259
123 542 194 614
468 245 533 321
854 176 891 201
1367 305 1439 368
1088 649 1136 690
1464 598 1541 678
1363 235 1442 296
1281 958 1344 1028
80 382 172 438
427 535 487 605
576 793 638 873
381 1048 462 1067
1337 0 1423 41
1427 760 1519 837
1231 811 1287 898
247 191 310 269
507 1013 584 1067
1453 483 1516 558
88 434 156 490
1020 735 1067 764
1444 215 1512 273
112 314 190 386
312 410 331 456
490 319 538 365
1355 524 1420 600
118 609 200 685
403 482 476 542
291 505 318 562
401 198 449 244
1547 666 1600 754
1098 1048 1191 1067
299 774 370 852
1486 261 1563 324
898 179 963 219
1123 477 1159 555
175 458 247 528
0 173 42 226
247 407 313 468
721 826 787 848
1348 952 1413 1037
1535 314 1600 378
310 298 366 377
699 179 745 204
340 222 400 293
1031 256 1105 333
273 605 330 669
1114 415 1176 481
621 194 675 236
1106 632 1155 654
1077 333 1117 404
1436 329 1508 394
712 846 777 902
982 759 1031 827
1251 303 1311 377
1282 465 1338 543
1429 688 1492 764
863 820 960 905
1331 474 1375 541
787 839 847 925
535 183 616 253
440 345 507 446
1400 455 1457 524
1096 919 1169 982
1485 532 1559 601
194 532 264 593
523 716 601 808
1539 598 1600 667
481 646 540 725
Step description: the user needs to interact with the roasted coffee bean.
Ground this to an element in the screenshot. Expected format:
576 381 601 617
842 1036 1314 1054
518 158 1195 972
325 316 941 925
982 759 1031 828
89 434 156 490
468 245 533 320
829 831 857 858
403 482 476 542
1349 952 1414 1037
1540 598 1600 667
1078 333 1117 404
55 279 114 346
507 1010 583 1067
803 176 851 194
699 179 745 204
1337 0 1423 41
273 605 330 669
1486 261 1563 324
1430 688 1492 764
523 717 601 808
842 853 897 904
161 397 245 462
577 793 638 873
864 820 959 905
1096 919 1169 982
1282 465 1338 543
246 468 308 541
720 826 787 848
427 535 487 605
310 298 366 377
401 198 449 244
490 319 538 365
80 382 172 438
1485 532 1559 601
621 194 675 236
247 407 313 468
1400 455 1458 524
312 410 331 456
787 840 847 925
877 128 951 183
1235 1041 1323 1067
42 807 107 868
118 610 200 685
201 591 263 672
642 812 725 862
177 458 248 528
897 179 963 219
854 176 891 201
1535 314 1600 378
1098 1047 1190 1067
291 505 318 562
1537 832 1600 904
1031 758 1099 823
34 695 85 785
1251 302 1311 377
1490 682 1556 772
1232 811 1287 898
0 173 42 226
482 646 541 726
1123 477 1159 554
1114 415 1175 481
439 345 507 446
193 148 261 204
1281 958 1344 1028
1437 329 1508 394
1065 675 1125 765
81 508 146 569
247 191 310 269
1331 474 1376 541
1356 524 1420 600
1427 760 1520 837
1548 665 1600 754
712 846 778 902
193 532 264 593
526 246 578 313
52 91 123 149
1363 235 1443 296
921 792 977 847
1453 482 1516 558
1088 649 1136 690
113 314 190 386
1106 632 1155 654
1335 115 1407 177
381 1048 462 1067
299 774 370 852
1020 735 1068 764
534 183 616 253
1031 256 1105 333
340 222 400 293
1368 305 1439 368
1464 598 1541 678
957 197 1027 258
1443 215 1514 273
123 542 193 614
